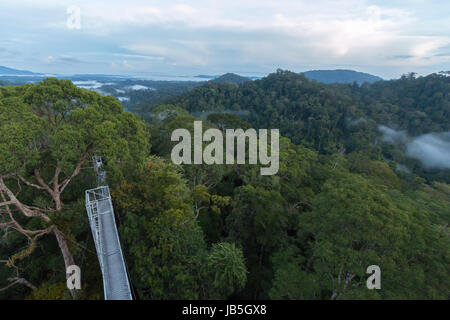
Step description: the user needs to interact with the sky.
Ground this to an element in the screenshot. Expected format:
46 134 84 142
0 0 449 79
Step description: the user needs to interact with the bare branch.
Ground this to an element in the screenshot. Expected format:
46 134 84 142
23 204 52 213
0 277 36 292
0 200 15 207
33 169 54 195
59 153 88 193
18 175 45 190
0 221 14 228
52 166 62 193
0 177 51 223
1 194 52 237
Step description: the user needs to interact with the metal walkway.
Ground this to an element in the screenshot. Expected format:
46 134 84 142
85 157 132 300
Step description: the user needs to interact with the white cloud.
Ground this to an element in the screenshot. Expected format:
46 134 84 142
1 0 449 76
82 1 450 72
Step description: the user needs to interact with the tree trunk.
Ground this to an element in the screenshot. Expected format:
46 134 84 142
53 227 80 300
54 193 62 211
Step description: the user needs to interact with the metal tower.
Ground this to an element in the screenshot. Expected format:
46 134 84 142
85 156 132 300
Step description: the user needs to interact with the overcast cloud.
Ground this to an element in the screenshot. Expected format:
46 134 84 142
1 0 449 77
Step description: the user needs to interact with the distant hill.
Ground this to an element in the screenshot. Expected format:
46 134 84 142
210 73 251 84
0 65 38 75
301 69 383 84
195 74 217 79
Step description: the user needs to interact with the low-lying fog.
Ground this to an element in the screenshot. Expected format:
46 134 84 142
379 125 450 169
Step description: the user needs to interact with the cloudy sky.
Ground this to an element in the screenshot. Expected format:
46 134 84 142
1 0 449 78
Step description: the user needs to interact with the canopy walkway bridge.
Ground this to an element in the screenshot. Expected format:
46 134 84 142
85 156 133 300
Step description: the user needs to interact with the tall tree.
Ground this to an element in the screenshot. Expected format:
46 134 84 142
0 78 149 298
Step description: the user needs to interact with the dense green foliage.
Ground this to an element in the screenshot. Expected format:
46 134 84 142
141 99 448 299
159 70 450 182
1 71 449 300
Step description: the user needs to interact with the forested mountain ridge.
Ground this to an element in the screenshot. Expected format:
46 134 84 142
0 75 449 300
0 65 38 75
156 69 450 182
302 69 383 84
168 69 449 135
210 73 251 84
